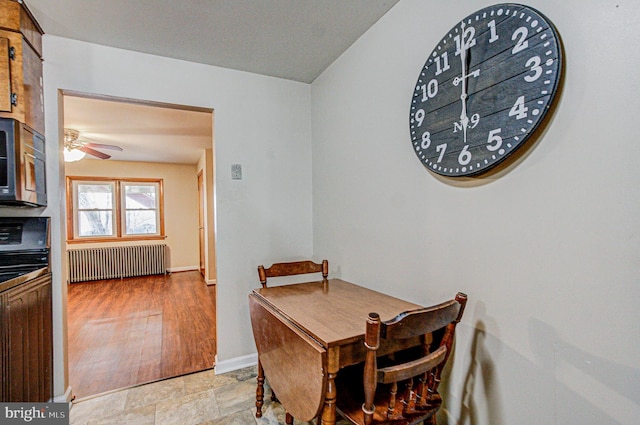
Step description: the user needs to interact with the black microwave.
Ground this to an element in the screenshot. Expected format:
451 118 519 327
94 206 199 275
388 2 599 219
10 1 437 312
0 118 47 207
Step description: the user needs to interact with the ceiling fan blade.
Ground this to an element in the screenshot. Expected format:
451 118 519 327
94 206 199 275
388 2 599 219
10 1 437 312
79 146 111 160
83 142 123 151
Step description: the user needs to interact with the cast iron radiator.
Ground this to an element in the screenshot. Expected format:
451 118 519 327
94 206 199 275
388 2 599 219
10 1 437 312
68 244 167 283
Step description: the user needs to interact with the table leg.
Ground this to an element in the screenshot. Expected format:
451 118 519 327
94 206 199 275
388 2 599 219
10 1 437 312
320 348 339 425
256 359 264 417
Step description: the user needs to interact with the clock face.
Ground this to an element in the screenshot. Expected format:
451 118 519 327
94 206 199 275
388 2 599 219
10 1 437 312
409 3 562 177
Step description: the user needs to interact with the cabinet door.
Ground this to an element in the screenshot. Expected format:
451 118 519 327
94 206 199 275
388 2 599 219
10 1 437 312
0 36 11 112
0 30 21 122
0 30 44 134
20 37 44 134
4 273 53 402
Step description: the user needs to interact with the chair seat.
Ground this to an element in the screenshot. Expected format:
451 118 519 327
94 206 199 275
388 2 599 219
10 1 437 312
335 363 441 425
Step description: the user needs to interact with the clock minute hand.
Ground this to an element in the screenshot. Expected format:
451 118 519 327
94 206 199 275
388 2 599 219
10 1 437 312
459 36 470 145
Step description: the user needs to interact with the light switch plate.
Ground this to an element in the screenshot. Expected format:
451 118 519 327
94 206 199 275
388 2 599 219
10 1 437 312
231 164 242 180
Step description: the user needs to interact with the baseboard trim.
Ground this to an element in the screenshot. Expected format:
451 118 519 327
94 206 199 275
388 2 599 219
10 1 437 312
214 353 257 375
165 267 216 285
167 266 199 273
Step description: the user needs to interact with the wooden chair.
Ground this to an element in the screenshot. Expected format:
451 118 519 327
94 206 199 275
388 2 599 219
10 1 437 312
254 259 329 421
335 292 467 425
258 259 329 288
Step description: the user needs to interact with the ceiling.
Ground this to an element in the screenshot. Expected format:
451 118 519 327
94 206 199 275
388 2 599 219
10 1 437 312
63 95 213 164
25 0 399 84
27 0 399 164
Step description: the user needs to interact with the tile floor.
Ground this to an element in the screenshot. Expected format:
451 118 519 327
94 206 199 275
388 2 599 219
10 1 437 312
69 365 341 425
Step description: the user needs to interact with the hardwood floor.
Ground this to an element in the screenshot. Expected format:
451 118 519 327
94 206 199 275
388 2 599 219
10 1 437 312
67 271 216 399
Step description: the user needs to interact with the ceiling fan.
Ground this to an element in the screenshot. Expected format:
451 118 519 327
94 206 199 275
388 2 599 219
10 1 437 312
63 128 123 162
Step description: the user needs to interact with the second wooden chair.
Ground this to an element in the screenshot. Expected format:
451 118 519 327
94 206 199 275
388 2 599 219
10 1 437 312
335 292 467 425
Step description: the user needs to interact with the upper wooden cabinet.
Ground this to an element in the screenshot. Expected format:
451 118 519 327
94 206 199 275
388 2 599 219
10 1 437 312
0 0 44 134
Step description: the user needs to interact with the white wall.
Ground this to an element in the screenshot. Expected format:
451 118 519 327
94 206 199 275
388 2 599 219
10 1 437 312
311 1 639 424
42 36 314 397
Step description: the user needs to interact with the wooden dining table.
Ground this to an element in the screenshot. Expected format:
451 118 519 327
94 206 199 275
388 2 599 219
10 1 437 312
249 278 422 425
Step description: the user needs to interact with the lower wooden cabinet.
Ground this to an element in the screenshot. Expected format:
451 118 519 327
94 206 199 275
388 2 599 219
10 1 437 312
0 273 53 402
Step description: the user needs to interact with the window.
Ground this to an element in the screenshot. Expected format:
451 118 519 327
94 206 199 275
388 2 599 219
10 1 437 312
123 183 160 235
67 177 164 242
76 181 115 237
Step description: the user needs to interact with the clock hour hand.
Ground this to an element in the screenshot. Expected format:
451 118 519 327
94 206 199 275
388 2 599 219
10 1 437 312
453 69 480 86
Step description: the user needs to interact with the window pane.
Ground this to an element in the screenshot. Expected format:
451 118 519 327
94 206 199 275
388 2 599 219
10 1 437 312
124 183 159 235
125 185 156 210
77 184 113 209
78 211 113 236
126 210 157 234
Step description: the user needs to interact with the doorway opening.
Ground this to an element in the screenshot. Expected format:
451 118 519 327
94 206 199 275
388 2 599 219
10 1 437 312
61 91 217 399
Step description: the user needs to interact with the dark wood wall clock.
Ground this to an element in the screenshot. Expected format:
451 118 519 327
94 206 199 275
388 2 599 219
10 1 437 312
409 3 562 177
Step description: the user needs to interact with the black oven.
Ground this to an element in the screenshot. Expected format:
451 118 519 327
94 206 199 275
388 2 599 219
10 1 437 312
0 118 47 207
0 217 50 290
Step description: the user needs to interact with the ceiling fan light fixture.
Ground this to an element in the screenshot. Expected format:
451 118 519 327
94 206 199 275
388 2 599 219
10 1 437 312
64 146 86 162
62 127 121 160
64 128 80 143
